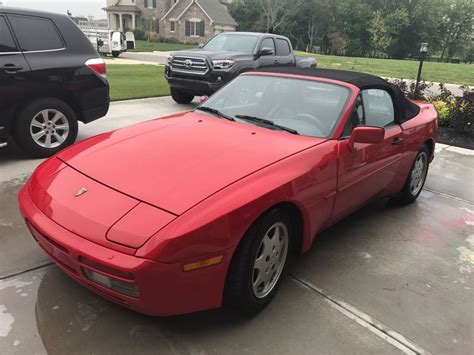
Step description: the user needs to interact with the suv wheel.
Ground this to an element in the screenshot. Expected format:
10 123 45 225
14 98 78 158
170 88 194 104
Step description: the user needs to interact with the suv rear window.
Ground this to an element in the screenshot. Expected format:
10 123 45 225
275 39 291 56
9 15 63 52
0 16 17 52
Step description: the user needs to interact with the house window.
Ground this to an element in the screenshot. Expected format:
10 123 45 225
145 0 156 9
170 20 176 32
185 20 205 37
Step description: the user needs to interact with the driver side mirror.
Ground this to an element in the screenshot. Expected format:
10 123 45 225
198 43 204 49
259 47 275 56
348 126 385 151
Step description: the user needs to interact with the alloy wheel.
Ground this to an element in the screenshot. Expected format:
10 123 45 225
252 222 289 298
29 109 70 149
409 151 428 196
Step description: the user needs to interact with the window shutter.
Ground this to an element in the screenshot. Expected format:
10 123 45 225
200 21 205 36
152 0 157 8
185 21 190 36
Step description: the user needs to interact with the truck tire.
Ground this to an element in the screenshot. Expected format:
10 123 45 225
112 51 120 58
171 88 194 104
13 98 78 158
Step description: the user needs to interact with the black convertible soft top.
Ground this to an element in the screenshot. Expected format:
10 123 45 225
254 67 420 123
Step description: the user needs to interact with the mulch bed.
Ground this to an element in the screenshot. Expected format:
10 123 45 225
437 126 473 150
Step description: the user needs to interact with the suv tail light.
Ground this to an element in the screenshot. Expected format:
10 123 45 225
86 58 107 79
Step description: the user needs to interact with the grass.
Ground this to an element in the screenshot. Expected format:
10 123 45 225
107 64 169 101
131 40 196 52
295 51 474 86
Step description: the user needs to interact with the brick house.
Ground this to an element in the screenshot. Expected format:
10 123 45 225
103 0 236 44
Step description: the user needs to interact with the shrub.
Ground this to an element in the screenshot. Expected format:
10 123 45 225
389 79 473 138
132 28 146 40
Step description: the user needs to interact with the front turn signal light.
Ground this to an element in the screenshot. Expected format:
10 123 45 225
183 255 224 272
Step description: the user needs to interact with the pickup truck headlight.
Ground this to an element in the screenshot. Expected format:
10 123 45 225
212 59 235 69
167 55 173 65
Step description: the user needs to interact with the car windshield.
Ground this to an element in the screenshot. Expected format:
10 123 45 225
199 75 351 138
203 34 259 54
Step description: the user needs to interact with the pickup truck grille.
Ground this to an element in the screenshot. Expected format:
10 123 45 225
171 56 208 75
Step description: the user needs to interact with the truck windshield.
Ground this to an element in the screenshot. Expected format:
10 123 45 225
203 34 259 54
199 75 351 138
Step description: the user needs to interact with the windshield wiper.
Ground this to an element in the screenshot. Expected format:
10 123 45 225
235 115 298 135
196 106 235 121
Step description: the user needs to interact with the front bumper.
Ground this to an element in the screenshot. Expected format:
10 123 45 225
18 186 231 316
165 66 230 95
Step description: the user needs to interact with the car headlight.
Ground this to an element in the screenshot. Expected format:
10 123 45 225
167 55 173 65
212 59 235 69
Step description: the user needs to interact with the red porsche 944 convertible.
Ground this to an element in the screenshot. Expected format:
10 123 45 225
19 68 438 316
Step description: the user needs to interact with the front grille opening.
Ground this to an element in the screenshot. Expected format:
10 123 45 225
171 56 208 75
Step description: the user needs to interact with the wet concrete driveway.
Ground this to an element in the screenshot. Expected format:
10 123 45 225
1 97 473 355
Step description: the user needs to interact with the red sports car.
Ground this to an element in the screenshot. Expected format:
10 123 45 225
19 68 438 316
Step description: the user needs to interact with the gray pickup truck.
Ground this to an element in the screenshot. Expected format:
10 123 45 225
164 32 317 104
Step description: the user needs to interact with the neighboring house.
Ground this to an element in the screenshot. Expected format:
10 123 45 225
103 0 236 43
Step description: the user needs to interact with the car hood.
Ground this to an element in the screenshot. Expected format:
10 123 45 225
174 49 250 61
57 112 324 215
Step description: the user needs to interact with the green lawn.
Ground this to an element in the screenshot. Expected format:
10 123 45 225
107 64 169 101
131 40 196 52
295 51 474 86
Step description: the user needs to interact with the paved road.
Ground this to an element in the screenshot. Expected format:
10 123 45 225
1 97 473 354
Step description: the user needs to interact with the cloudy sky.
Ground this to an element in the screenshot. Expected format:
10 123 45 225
1 0 107 19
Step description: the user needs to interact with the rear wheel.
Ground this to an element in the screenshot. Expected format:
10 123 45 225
112 51 120 58
225 209 291 313
393 145 430 204
170 87 194 104
13 98 78 158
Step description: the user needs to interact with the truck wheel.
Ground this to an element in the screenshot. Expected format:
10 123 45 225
112 51 120 58
171 88 194 104
13 98 78 158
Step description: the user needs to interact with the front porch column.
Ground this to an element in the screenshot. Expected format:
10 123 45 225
132 13 136 29
119 13 123 32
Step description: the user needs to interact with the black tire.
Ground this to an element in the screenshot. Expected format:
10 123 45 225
112 51 120 58
392 145 430 205
13 98 78 158
170 87 194 104
225 208 292 314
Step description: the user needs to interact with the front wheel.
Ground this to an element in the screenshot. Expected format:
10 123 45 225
393 145 430 204
112 51 120 58
225 209 291 313
170 88 194 104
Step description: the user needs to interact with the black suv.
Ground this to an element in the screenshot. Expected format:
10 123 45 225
165 32 316 104
0 7 109 158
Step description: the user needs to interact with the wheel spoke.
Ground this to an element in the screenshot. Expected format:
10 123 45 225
32 130 47 141
51 112 64 124
41 110 49 122
44 133 52 148
31 117 44 129
53 132 65 144
55 124 68 130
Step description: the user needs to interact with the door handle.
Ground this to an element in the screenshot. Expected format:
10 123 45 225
3 64 23 74
274 60 278 64
392 137 404 145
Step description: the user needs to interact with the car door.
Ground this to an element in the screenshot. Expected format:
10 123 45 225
256 37 276 69
331 88 405 220
274 38 293 66
0 14 31 134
